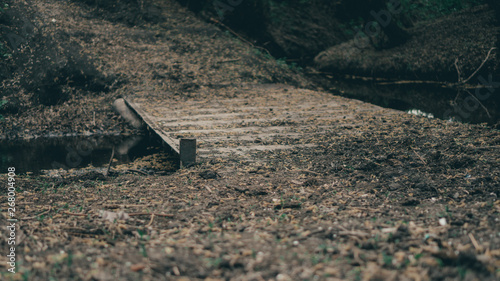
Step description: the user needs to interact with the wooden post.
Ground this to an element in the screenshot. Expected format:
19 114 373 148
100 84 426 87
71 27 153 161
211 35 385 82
180 138 196 167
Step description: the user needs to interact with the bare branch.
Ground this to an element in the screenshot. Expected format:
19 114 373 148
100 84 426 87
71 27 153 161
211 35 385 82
454 58 462 83
464 89 492 118
463 47 496 84
105 146 115 176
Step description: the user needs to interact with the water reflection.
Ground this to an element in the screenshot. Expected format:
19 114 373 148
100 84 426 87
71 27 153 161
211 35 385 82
326 78 500 125
0 134 178 174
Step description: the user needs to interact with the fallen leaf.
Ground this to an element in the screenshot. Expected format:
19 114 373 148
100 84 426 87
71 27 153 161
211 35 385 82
130 263 146 272
100 210 130 222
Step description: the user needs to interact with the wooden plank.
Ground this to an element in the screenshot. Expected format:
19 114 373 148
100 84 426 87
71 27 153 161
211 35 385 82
123 98 181 156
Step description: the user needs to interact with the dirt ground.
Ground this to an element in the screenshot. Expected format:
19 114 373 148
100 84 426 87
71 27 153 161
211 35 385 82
0 0 499 280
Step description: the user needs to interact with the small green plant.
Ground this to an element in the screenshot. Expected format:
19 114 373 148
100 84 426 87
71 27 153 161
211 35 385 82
0 99 7 108
346 268 362 281
208 257 223 267
382 252 393 266
66 250 73 267
22 269 31 281
458 266 467 279
0 42 11 58
311 255 320 265
275 57 303 71
278 213 288 221
140 243 148 257
276 57 287 67
0 3 8 12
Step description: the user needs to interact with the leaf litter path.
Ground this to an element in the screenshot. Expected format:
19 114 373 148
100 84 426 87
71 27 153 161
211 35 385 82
2 0 500 280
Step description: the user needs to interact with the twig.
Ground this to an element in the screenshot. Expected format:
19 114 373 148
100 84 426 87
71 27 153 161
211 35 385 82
464 89 492 118
127 169 149 175
105 146 115 176
462 47 496 84
412 148 427 164
454 58 462 83
128 212 173 217
216 59 241 64
468 233 482 251
376 80 446 86
64 211 87 217
312 70 496 89
338 230 370 238
146 214 155 227
453 90 461 105
103 204 152 208
22 207 52 220
298 169 320 175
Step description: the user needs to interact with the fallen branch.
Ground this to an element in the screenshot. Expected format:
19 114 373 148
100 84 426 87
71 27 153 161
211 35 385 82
65 227 105 236
354 47 497 89
22 207 51 220
462 47 496 84
127 169 149 175
105 146 115 177
377 80 446 86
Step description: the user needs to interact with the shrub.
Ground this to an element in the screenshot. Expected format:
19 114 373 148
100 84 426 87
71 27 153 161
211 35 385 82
398 0 485 25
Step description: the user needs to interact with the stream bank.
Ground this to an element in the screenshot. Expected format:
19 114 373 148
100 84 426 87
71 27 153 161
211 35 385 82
179 0 500 125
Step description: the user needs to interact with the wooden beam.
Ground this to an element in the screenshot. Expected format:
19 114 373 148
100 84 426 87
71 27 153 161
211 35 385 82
122 98 181 156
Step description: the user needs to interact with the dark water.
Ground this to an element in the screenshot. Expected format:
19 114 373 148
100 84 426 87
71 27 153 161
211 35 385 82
0 134 179 174
326 78 500 125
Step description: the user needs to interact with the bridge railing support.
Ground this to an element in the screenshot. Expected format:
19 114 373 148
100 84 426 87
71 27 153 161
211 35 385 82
180 138 196 167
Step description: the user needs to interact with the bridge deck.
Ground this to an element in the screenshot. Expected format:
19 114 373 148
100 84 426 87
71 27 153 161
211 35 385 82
124 83 399 165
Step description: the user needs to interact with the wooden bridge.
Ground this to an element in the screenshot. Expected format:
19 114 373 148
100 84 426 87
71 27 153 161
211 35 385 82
122 83 398 167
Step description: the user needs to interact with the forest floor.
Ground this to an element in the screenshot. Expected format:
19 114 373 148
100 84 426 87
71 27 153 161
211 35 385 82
0 0 499 280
